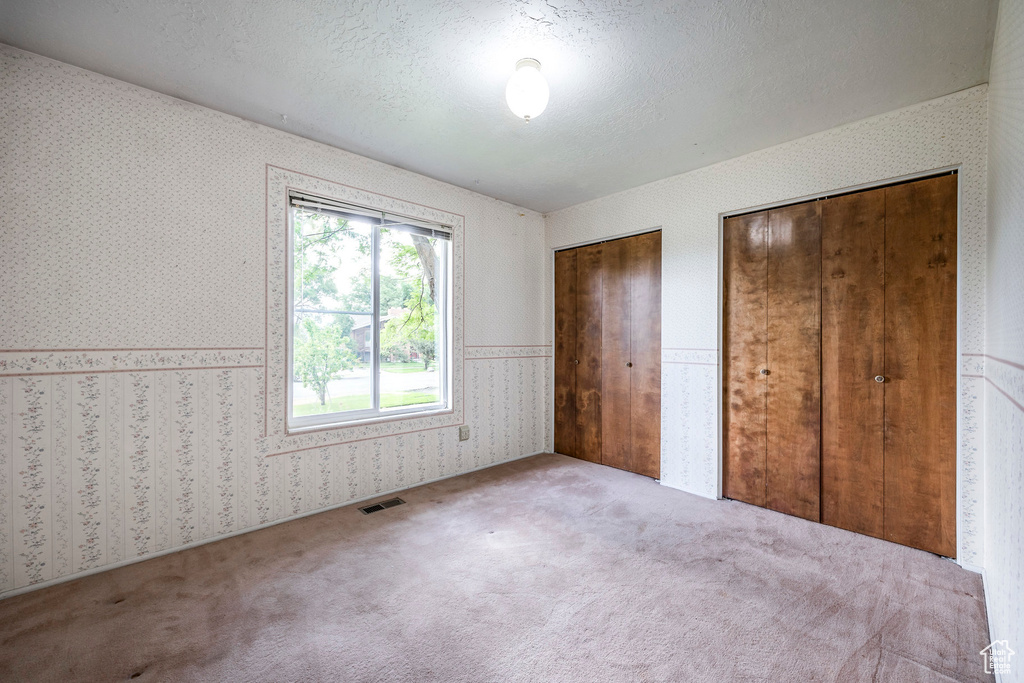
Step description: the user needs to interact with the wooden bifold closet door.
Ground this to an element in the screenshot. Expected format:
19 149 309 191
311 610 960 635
724 173 957 558
553 232 661 479
820 188 886 539
723 204 821 522
882 176 957 556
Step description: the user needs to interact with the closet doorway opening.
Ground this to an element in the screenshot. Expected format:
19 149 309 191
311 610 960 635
720 170 959 557
553 230 662 479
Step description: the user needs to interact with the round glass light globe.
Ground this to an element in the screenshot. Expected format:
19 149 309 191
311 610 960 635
506 59 549 121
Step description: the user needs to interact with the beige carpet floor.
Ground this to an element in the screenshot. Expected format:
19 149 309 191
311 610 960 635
0 454 992 682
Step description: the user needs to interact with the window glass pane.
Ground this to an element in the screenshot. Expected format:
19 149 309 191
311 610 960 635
378 227 444 409
291 208 373 418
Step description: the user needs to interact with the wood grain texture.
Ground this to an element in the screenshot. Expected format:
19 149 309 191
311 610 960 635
766 202 821 522
722 212 769 507
600 237 633 472
553 249 577 457
883 174 957 557
574 243 604 464
629 231 662 479
821 189 886 538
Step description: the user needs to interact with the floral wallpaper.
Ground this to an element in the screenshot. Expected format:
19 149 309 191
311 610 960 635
0 349 263 376
985 0 1024 672
0 353 550 594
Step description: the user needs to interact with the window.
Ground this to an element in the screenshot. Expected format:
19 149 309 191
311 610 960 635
287 192 452 430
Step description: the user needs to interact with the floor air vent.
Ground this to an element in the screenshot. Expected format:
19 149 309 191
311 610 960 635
359 498 406 515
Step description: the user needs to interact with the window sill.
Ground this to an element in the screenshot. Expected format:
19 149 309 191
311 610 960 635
285 406 454 436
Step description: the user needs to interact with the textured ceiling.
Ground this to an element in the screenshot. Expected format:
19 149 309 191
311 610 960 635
0 0 998 212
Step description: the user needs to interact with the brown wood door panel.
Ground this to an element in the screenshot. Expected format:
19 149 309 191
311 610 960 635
722 212 769 507
601 237 633 471
883 175 957 557
574 243 604 464
629 231 662 479
553 249 577 457
821 189 886 538
766 202 821 522
558 232 662 478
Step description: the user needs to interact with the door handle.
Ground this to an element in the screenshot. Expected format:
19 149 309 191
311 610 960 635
574 359 579 365
760 369 769 376
874 375 885 383
626 362 633 368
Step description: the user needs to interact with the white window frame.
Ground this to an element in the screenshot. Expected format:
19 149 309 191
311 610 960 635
286 192 453 432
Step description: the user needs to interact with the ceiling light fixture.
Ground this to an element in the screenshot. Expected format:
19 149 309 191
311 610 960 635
506 58 549 122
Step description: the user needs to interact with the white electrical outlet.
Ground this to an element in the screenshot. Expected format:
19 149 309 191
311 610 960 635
458 425 470 441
